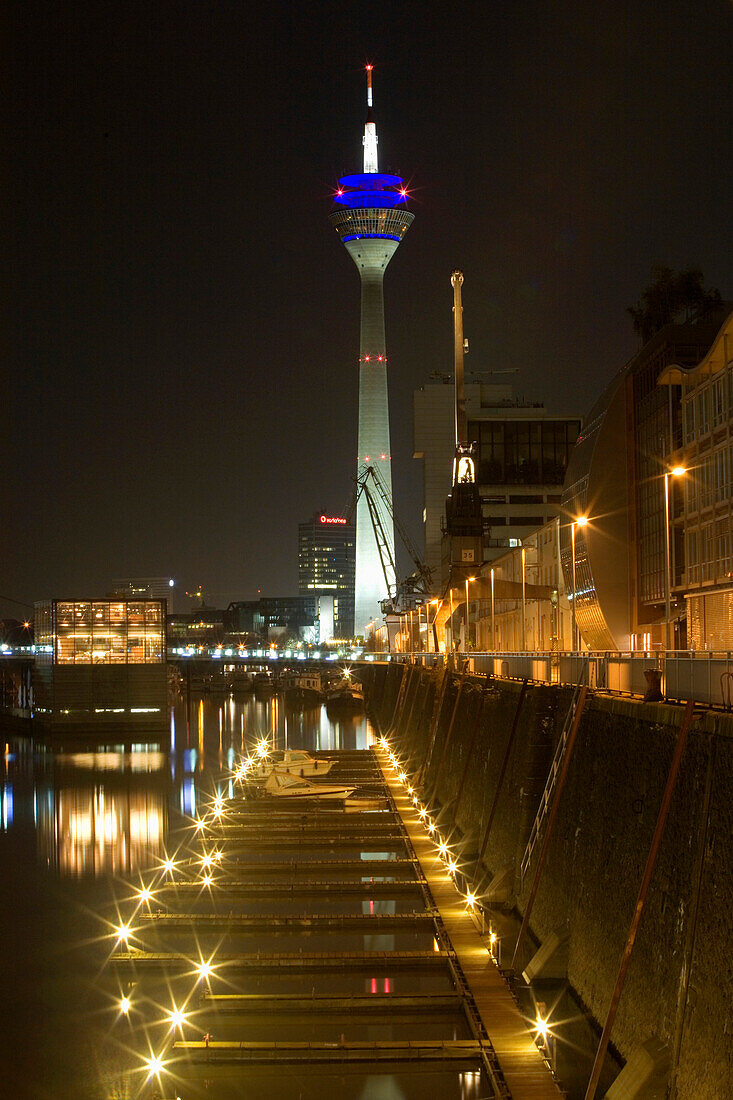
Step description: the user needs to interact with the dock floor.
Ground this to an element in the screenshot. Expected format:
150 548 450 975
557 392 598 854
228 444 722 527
375 745 563 1099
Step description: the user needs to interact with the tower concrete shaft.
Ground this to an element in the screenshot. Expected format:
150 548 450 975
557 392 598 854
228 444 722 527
330 69 414 635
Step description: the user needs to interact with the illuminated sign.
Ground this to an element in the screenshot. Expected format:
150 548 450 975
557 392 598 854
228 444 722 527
320 516 347 525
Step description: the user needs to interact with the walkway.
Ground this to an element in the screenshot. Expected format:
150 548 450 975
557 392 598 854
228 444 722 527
375 744 564 1099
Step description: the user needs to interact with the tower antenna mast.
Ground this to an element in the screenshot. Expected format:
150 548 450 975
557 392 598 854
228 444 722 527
363 65 378 173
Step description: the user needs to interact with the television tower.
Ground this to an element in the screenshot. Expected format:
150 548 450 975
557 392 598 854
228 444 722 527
330 66 414 635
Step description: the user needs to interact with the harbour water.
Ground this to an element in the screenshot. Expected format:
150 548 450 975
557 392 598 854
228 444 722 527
0 694 488 1100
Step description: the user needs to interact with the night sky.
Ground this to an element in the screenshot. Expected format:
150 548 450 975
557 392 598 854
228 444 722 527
4 1 732 617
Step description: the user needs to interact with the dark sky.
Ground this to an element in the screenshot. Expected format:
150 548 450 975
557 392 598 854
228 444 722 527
4 0 732 616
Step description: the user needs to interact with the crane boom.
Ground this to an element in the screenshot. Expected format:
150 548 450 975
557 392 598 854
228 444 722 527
345 464 433 613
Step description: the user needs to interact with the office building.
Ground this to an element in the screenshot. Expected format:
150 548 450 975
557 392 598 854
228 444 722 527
225 597 318 645
298 513 355 639
330 67 414 634
562 306 731 650
111 577 176 613
414 380 581 584
660 309 733 648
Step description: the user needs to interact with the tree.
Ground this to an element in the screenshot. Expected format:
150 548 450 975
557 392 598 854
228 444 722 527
627 266 722 343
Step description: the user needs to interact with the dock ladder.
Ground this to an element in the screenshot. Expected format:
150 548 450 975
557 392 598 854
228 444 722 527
519 663 589 885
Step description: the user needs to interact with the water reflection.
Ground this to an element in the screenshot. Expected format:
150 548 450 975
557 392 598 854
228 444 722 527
36 786 166 875
0 694 377 876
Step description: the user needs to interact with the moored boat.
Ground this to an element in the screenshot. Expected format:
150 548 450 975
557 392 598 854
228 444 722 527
253 671 275 696
284 671 327 705
326 678 365 710
263 771 356 800
245 749 334 782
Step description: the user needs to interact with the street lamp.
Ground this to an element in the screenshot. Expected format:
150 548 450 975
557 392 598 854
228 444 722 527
449 588 455 651
517 545 521 646
664 466 686 651
490 568 496 652
465 577 475 652
571 515 588 652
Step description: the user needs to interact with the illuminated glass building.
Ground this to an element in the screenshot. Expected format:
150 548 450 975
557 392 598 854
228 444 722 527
34 599 167 729
330 68 413 635
298 513 355 639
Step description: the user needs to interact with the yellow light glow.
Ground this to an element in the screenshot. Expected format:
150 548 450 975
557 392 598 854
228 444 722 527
447 858 458 875
411 795 419 805
672 465 686 477
212 806 223 819
418 807 427 820
465 891 476 908
535 1016 550 1041
162 857 176 875
438 841 448 858
137 886 153 903
214 850 223 862
575 515 588 527
167 1006 187 1030
202 873 213 886
201 854 213 868
115 922 132 943
146 1054 164 1078
120 996 131 1014
427 821 436 834
193 818 205 832
196 961 213 980
406 785 413 795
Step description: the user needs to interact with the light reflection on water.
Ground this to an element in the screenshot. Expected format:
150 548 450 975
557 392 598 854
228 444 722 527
0 695 489 1100
1 693 378 876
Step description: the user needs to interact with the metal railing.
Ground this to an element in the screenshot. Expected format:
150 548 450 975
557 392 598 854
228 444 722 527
367 650 733 708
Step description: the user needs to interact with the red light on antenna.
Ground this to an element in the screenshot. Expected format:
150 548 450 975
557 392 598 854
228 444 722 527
365 355 370 361
366 64 373 71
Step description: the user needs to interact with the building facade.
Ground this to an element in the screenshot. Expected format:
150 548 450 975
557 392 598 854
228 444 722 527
111 577 176 613
34 599 167 729
562 308 730 651
330 68 413 635
298 513 355 639
660 310 733 648
472 520 573 653
225 597 318 645
414 380 581 584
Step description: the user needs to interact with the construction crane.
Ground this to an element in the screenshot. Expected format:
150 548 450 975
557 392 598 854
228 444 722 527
346 464 433 614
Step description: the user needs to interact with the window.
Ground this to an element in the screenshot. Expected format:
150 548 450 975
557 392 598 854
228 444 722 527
713 376 726 428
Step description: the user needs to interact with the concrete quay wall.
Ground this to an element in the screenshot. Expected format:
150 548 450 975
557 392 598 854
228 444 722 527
361 661 733 1099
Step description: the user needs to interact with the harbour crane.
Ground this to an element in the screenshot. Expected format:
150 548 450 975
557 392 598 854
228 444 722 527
346 464 433 615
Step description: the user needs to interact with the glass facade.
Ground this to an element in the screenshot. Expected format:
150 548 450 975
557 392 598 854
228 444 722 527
471 420 580 486
298 516 355 638
35 600 165 665
675 311 733 647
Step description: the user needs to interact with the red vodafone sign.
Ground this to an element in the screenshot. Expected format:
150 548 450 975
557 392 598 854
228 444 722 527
320 515 346 525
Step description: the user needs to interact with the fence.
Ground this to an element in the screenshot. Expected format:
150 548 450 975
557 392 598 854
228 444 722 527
370 650 733 708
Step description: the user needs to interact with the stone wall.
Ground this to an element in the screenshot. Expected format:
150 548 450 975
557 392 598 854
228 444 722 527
361 661 733 1099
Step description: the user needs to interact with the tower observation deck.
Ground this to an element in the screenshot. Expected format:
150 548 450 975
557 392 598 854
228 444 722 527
330 66 414 636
